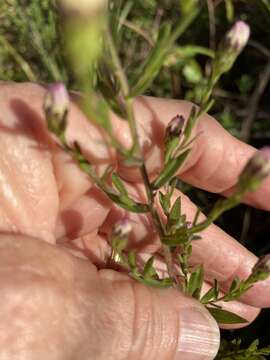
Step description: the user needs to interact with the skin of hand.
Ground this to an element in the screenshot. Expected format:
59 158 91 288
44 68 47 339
0 82 270 360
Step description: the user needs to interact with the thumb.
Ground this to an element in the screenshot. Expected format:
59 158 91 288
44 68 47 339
98 270 220 360
0 234 220 360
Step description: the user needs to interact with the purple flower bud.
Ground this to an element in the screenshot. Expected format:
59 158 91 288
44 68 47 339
44 82 69 119
165 115 185 140
113 218 132 238
253 254 270 274
238 147 270 191
225 21 250 53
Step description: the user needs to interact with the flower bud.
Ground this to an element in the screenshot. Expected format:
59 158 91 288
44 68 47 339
113 218 132 239
44 83 69 136
225 21 250 53
252 254 270 281
44 82 69 119
213 21 250 78
253 254 270 273
165 115 185 141
238 147 270 192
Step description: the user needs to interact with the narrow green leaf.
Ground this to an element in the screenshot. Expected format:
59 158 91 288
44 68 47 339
201 281 219 304
192 207 201 226
162 227 188 246
165 137 180 163
207 308 248 324
112 173 128 196
169 197 181 223
159 192 170 216
112 173 128 195
130 24 172 96
128 251 137 271
229 277 240 293
225 0 234 22
183 106 197 140
106 191 148 213
143 256 157 279
187 265 204 298
201 287 216 304
152 149 191 189
131 275 173 288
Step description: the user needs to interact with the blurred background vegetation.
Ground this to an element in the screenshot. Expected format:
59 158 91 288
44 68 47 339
1 0 270 355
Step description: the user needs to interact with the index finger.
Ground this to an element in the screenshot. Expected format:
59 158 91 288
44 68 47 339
113 96 270 211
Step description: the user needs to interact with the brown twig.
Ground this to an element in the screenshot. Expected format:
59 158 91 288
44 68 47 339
241 60 270 142
121 20 154 47
207 0 216 50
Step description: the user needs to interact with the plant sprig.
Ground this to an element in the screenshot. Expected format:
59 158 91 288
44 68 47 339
44 1 270 331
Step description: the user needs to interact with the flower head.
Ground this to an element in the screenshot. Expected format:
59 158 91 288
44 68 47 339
252 254 270 281
225 21 250 53
238 147 270 191
113 218 132 239
253 254 270 273
165 115 185 141
44 82 69 137
44 82 69 119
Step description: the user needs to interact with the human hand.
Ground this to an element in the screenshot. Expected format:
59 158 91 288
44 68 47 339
0 82 270 360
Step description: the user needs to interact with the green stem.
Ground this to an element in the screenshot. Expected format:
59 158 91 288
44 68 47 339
106 29 140 155
126 98 140 156
140 163 179 284
170 8 200 44
0 35 37 82
188 192 243 235
106 29 129 97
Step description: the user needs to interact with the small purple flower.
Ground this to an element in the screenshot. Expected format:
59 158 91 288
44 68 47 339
44 82 69 119
253 254 270 274
238 147 270 191
165 115 185 140
225 21 250 53
113 218 132 238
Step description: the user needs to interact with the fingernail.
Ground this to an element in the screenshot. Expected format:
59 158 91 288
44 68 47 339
175 307 220 360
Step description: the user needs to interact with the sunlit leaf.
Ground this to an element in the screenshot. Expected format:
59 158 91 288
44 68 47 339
152 149 191 189
207 308 248 324
187 265 204 298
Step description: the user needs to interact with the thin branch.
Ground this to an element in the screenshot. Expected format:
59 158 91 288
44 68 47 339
0 35 37 82
207 0 216 51
121 20 154 47
240 60 270 142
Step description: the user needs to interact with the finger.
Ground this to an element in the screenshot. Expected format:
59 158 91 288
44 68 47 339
58 231 111 267
0 83 113 242
0 83 59 243
102 184 270 308
0 233 220 360
140 254 260 330
55 186 111 241
112 96 270 210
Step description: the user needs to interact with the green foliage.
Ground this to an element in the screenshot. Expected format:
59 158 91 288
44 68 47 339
217 339 270 359
0 0 66 82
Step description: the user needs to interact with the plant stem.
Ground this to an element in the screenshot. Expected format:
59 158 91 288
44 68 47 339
188 192 242 235
140 163 179 284
170 7 199 44
106 29 140 155
107 24 181 284
0 35 37 82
